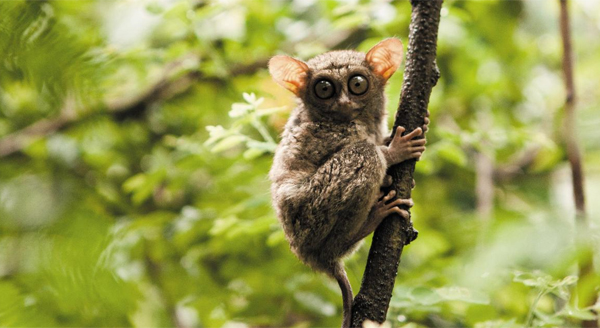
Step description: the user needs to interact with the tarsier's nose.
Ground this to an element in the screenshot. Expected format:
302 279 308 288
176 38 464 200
338 93 351 105
338 93 360 111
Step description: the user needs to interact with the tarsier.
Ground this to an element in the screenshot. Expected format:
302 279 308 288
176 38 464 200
269 38 428 328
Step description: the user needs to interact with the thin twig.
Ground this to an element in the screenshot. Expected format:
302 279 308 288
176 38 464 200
559 0 585 217
0 27 365 159
559 1 597 327
0 57 265 158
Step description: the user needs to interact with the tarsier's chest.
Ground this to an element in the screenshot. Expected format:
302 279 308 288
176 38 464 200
288 122 368 167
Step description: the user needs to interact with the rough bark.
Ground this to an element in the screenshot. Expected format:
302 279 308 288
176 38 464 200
559 1 598 327
350 1 443 326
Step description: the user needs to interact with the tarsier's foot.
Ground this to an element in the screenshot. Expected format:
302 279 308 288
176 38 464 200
348 190 414 247
372 190 413 221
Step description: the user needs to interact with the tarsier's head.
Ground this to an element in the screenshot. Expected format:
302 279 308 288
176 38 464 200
269 38 403 123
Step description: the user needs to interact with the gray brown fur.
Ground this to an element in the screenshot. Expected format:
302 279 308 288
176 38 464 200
268 39 423 328
270 50 389 273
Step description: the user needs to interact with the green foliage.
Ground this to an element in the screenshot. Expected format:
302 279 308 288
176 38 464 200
1 0 600 327
205 92 285 159
513 271 598 327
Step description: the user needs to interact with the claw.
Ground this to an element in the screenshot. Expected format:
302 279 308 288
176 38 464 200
382 175 393 188
382 190 396 202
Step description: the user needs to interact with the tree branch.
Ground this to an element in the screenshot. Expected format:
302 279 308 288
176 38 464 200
350 1 443 326
559 1 598 327
476 150 494 221
0 28 366 159
559 0 585 218
143 244 187 328
0 57 266 158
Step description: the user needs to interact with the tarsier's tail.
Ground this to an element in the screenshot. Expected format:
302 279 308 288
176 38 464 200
333 262 353 328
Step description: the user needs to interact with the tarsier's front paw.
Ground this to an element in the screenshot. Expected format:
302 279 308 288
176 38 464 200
386 126 426 164
372 190 413 221
384 111 430 145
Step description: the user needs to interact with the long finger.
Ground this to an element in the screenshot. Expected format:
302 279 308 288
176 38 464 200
410 152 423 159
394 126 406 137
382 189 396 202
410 139 426 146
399 198 414 207
384 207 410 220
403 127 423 140
387 198 413 208
388 207 411 220
410 146 426 153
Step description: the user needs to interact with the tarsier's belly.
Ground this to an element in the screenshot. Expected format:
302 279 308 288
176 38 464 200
272 126 385 266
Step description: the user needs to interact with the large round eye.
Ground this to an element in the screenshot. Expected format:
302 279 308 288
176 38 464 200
348 75 368 95
314 80 335 99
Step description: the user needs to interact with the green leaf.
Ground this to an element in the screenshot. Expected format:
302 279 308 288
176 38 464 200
435 141 468 167
204 125 229 146
229 102 254 118
122 174 147 193
409 287 442 305
529 140 562 173
294 292 336 316
246 139 277 153
332 14 367 29
209 216 238 236
266 230 285 247
243 147 267 160
552 275 578 288
533 309 563 326
558 305 598 320
210 135 246 153
474 319 520 328
436 286 489 305
255 106 287 117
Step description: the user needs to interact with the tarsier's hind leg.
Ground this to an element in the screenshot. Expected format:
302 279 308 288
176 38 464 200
298 141 386 251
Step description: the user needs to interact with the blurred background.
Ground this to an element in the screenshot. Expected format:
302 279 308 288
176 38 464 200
0 0 599 327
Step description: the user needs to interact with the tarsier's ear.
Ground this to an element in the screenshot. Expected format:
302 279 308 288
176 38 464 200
269 55 309 96
366 38 404 81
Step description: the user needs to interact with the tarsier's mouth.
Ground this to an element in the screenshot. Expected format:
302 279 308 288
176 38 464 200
348 107 364 119
336 104 363 113
333 108 362 122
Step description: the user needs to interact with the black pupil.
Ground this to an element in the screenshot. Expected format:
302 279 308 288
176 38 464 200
349 75 368 95
315 80 334 99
